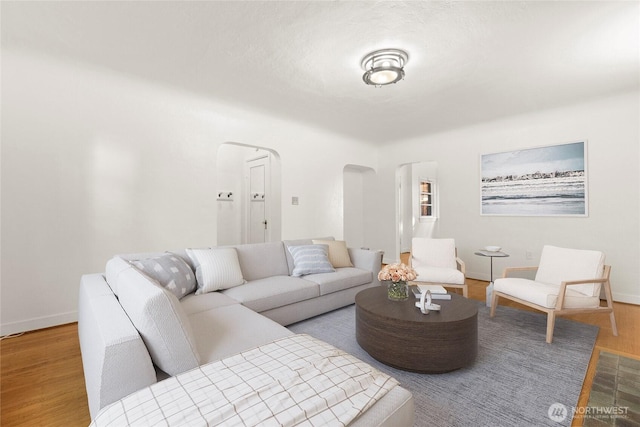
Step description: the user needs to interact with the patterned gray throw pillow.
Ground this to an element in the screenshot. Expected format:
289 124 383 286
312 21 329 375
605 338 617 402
130 253 196 299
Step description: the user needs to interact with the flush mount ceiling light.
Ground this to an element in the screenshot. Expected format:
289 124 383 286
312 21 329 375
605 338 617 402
361 48 409 86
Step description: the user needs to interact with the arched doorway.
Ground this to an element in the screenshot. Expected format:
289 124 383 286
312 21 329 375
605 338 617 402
216 142 282 245
396 161 438 254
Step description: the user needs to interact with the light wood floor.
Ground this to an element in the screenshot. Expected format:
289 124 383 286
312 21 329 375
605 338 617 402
1 279 638 426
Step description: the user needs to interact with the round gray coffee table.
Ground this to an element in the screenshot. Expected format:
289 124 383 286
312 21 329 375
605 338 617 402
355 286 478 373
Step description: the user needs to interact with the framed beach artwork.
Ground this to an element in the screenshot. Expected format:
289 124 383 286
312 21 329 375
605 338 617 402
480 141 588 216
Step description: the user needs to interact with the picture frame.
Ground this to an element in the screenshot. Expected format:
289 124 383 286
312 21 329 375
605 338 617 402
480 141 588 216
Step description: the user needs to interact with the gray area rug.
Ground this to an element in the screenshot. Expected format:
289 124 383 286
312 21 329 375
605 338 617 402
288 301 598 427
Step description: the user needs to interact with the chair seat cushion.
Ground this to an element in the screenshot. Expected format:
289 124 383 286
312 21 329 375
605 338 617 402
494 278 600 309
413 266 464 285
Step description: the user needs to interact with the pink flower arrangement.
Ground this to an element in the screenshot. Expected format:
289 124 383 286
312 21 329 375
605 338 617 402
378 263 417 283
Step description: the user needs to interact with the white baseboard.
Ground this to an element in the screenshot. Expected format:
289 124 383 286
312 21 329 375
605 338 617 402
466 271 491 282
611 292 640 305
0 311 77 336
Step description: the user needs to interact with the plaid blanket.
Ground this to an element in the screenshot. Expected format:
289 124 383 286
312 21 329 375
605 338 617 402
90 334 398 426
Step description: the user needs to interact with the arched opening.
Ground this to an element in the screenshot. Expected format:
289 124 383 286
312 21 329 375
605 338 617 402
396 161 438 255
216 142 282 245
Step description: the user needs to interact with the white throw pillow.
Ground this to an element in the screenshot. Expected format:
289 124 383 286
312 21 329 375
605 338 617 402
186 247 246 294
288 244 335 277
312 239 353 268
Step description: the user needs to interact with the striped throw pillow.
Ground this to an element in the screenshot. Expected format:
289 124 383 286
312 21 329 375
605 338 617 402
288 244 335 277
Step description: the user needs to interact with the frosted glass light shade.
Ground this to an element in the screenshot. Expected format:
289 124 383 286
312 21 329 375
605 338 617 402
361 48 408 86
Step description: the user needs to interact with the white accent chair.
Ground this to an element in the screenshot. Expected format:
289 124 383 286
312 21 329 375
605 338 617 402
490 245 618 343
409 238 467 297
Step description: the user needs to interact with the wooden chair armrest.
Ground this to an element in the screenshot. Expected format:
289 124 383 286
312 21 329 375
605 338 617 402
502 266 538 278
561 277 607 286
456 257 466 275
556 276 607 309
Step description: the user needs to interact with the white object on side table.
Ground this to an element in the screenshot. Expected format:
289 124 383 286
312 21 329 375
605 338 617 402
474 249 509 307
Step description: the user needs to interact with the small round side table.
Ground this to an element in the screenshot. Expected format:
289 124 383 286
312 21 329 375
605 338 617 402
474 250 509 307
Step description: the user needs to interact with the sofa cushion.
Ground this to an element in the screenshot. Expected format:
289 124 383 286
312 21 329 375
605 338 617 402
303 268 372 295
494 277 601 309
221 276 320 312
312 239 353 268
104 256 132 297
188 304 293 364
232 241 289 281
116 267 200 376
288 244 335 277
130 253 196 300
186 247 246 294
180 291 240 316
535 245 605 297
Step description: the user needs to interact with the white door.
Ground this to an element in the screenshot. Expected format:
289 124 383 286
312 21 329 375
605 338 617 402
247 156 269 243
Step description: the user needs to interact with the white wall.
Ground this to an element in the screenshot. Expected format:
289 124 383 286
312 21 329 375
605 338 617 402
2 48 638 335
215 144 246 246
0 49 378 334
343 165 368 249
398 164 413 253
371 92 640 304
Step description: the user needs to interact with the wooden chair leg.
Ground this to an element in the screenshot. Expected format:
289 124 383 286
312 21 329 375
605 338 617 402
602 275 619 337
610 312 618 336
490 291 499 317
546 312 556 344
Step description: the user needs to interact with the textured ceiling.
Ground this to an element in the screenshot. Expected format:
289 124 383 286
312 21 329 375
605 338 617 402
3 1 639 144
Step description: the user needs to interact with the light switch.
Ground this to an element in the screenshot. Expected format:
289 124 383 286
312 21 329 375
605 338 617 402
292 196 299 205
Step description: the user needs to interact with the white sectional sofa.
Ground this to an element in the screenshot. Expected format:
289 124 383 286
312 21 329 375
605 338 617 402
78 237 414 426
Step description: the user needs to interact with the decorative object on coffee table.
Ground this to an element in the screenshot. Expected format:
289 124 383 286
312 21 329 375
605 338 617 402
356 286 478 373
386 281 409 301
378 263 416 301
415 290 441 314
